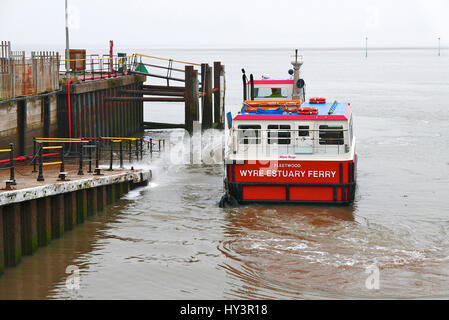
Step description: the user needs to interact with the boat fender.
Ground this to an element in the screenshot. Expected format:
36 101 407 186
309 97 326 104
298 107 319 115
219 194 239 208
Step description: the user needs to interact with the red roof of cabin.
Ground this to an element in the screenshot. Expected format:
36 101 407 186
248 80 294 85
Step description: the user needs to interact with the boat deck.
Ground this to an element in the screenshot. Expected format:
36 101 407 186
235 102 351 121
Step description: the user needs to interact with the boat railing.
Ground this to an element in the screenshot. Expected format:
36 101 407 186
230 128 350 156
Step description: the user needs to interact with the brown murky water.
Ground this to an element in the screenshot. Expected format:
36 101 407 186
0 49 448 299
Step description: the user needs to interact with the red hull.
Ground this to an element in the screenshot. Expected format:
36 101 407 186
225 158 357 205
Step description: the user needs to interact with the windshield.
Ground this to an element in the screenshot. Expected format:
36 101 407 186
254 87 288 99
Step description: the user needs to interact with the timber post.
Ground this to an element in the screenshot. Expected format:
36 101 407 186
213 61 223 129
184 66 199 135
202 64 213 131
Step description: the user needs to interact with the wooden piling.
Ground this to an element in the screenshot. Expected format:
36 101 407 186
202 64 213 130
42 95 50 138
37 198 51 247
88 187 98 217
17 99 27 155
21 200 38 255
107 184 115 204
3 204 22 267
116 183 122 199
76 190 88 224
64 192 77 231
213 61 223 128
77 94 82 138
98 185 108 212
122 181 130 194
184 66 199 134
0 207 4 274
87 93 93 138
51 195 65 238
82 94 87 137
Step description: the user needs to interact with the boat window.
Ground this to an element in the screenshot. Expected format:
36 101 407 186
298 125 309 137
268 125 291 144
319 125 344 145
254 87 288 99
238 125 261 144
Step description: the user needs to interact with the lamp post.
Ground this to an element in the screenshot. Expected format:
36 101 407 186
438 37 441 56
65 0 70 74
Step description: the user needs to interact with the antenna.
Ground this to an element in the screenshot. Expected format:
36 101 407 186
365 37 368 58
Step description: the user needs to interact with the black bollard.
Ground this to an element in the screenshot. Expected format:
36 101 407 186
37 143 44 181
78 141 84 175
119 140 123 168
88 142 93 173
108 142 113 171
128 140 132 164
140 138 143 159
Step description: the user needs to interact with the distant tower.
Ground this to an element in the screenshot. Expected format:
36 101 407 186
438 37 441 56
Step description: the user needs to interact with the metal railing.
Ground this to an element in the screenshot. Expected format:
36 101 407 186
59 54 133 81
0 135 166 188
128 53 202 85
36 144 65 181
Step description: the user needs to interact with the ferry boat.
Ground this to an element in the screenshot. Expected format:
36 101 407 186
220 51 356 206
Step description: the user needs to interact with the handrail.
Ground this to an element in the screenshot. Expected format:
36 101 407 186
134 53 201 66
1 136 166 186
59 55 134 62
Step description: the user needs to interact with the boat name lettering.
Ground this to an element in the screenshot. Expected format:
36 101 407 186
239 170 337 178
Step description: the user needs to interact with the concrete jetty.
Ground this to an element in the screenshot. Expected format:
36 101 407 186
0 165 151 275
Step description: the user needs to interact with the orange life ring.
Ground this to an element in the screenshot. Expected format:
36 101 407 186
309 97 326 104
297 107 318 115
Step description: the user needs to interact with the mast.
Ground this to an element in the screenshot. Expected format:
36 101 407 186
291 49 304 100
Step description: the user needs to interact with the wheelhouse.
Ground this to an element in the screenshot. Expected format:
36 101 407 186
250 80 294 100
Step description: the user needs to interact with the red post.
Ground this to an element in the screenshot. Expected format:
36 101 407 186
109 40 114 72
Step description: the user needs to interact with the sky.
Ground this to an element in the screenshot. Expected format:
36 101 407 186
0 0 448 49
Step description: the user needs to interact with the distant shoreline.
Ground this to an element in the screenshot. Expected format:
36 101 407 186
9 43 448 52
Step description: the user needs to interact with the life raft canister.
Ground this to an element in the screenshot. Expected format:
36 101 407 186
297 107 319 115
282 101 301 112
309 97 326 104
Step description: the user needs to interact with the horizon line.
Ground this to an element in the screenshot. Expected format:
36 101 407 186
6 43 448 52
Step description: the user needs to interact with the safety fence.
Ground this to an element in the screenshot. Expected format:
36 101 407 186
0 41 60 100
0 136 165 187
